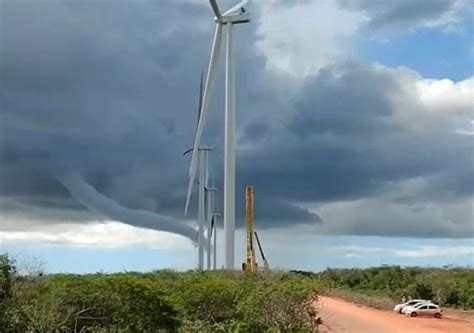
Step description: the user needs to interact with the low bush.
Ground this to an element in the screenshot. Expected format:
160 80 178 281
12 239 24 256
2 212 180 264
8 274 180 332
0 256 321 332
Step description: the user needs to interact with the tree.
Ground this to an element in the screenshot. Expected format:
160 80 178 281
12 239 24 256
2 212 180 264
0 254 16 329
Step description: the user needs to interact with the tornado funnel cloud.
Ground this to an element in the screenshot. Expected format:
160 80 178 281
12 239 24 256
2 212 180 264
58 173 198 242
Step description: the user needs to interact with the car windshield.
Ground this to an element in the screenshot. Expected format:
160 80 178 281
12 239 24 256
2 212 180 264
414 303 430 308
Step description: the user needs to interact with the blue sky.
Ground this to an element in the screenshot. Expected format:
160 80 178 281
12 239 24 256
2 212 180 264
1 0 473 274
359 21 474 81
2 236 473 274
1 241 193 273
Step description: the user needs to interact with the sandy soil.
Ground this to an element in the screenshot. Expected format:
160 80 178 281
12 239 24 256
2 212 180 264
318 297 474 333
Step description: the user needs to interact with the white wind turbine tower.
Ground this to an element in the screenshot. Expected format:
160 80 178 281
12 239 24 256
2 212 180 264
184 0 250 270
205 161 220 270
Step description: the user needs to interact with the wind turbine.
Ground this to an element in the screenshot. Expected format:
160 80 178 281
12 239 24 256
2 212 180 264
184 0 250 270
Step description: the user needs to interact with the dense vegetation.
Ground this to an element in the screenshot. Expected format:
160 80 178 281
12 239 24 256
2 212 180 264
3 253 472 331
0 255 321 332
316 266 474 309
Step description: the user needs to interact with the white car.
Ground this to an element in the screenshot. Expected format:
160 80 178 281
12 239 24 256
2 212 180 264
393 299 429 314
402 301 431 314
405 303 442 318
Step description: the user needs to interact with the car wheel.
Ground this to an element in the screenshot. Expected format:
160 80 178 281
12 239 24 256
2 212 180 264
410 312 418 317
434 313 442 319
399 309 403 314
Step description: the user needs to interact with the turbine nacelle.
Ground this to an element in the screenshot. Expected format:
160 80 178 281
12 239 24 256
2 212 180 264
214 12 250 24
211 0 250 24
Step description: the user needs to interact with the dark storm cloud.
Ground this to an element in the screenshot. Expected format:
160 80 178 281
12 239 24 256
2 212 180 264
239 63 470 202
0 0 313 230
289 64 398 138
1 1 201 207
237 61 473 236
0 0 472 237
338 0 472 31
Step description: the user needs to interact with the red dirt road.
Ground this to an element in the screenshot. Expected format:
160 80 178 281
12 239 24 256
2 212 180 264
318 297 474 333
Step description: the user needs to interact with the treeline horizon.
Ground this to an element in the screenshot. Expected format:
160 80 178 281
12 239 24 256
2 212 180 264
313 265 474 310
1 252 472 331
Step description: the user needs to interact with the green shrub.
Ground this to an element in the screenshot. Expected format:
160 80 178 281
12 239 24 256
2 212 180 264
0 254 16 330
238 273 319 332
9 274 180 332
0 263 321 332
175 272 244 324
153 270 321 332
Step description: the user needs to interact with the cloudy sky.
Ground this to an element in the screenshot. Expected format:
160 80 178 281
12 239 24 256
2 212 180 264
1 0 473 272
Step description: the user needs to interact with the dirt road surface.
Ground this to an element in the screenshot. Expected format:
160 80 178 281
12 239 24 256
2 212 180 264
318 297 474 333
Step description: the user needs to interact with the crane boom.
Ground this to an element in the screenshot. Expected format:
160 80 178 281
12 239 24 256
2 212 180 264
254 231 269 270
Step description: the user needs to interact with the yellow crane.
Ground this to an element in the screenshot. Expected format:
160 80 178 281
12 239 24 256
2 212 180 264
242 186 257 272
242 185 269 272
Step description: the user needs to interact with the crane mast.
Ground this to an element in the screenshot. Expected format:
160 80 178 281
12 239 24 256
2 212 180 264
243 185 257 272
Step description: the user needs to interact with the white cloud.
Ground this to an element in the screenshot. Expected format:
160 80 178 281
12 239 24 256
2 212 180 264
339 0 473 36
394 245 474 258
0 221 192 250
415 77 474 114
421 0 473 32
253 0 473 78
255 0 365 77
391 73 474 138
334 244 474 259
335 246 386 254
345 253 362 258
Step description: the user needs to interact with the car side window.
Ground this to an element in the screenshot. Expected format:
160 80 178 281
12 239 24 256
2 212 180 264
419 306 428 309
429 306 437 309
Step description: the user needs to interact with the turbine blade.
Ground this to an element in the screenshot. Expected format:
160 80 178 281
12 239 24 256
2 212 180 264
184 174 194 216
184 71 204 214
186 23 223 214
209 0 221 18
197 71 204 129
210 216 215 237
182 147 193 156
205 150 209 187
223 0 248 16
